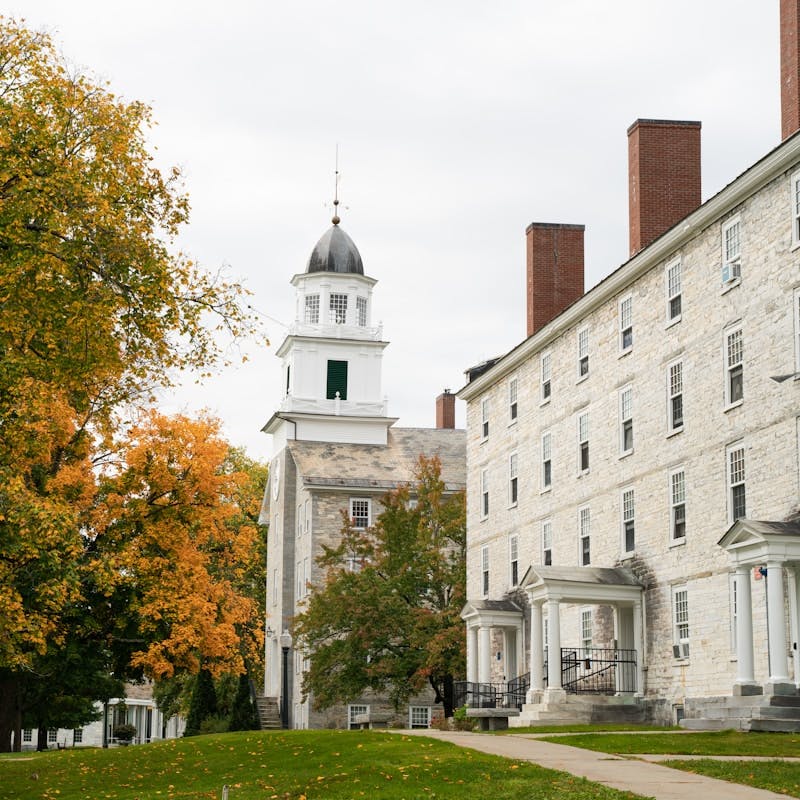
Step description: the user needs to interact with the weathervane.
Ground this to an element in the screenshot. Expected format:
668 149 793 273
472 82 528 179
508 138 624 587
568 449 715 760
332 144 341 226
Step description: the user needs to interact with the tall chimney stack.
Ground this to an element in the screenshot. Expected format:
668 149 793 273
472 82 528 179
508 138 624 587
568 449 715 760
627 119 701 256
526 222 585 338
436 390 455 429
782 0 800 139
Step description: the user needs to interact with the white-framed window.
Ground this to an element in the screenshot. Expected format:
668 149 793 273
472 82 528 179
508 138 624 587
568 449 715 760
350 498 371 529
725 326 743 407
329 293 348 324
540 352 552 402
619 295 633 351
579 506 590 565
509 377 518 422
356 296 367 327
577 326 589 379
578 411 589 473
580 608 593 650
409 706 431 729
22 729 32 743
480 468 489 518
672 585 690 652
304 294 320 324
667 360 684 432
481 398 490 439
793 169 800 247
348 704 369 730
621 488 635 554
729 573 739 654
542 519 552 566
541 431 552 490
73 728 83 744
48 729 57 744
670 468 686 542
794 288 800 372
727 442 746 523
619 386 633 455
509 533 519 587
481 545 489 597
666 258 682 322
721 215 741 284
508 452 518 506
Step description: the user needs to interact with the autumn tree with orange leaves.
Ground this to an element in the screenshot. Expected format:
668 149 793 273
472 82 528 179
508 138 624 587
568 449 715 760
0 16 263 751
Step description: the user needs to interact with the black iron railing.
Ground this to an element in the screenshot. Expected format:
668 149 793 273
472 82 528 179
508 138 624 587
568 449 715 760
453 673 530 711
560 647 637 694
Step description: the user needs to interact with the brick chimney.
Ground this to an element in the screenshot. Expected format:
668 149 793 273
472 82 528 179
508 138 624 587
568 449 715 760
526 222 585 338
782 0 800 139
436 390 455 429
627 119 701 256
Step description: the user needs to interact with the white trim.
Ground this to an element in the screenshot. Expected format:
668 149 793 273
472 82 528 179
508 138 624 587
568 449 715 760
669 466 686 544
672 585 690 654
541 430 552 491
481 398 490 440
348 703 370 729
724 324 744 409
540 351 552 404
791 169 800 250
577 325 589 381
508 376 518 424
619 385 633 456
509 533 519 588
726 441 747 524
480 468 489 519
619 294 633 353
577 411 589 474
665 257 682 324
721 215 742 285
541 519 553 566
578 505 591 566
508 451 519 507
481 544 490 598
666 358 684 434
621 486 635 556
349 497 371 529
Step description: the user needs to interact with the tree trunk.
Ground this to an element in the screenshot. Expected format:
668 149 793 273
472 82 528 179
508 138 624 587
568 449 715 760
36 724 47 752
0 676 20 752
442 674 455 718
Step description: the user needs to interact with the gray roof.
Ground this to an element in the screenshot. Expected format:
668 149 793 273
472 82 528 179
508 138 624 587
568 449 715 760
522 565 641 588
718 518 800 546
287 427 466 491
307 224 364 274
464 599 522 613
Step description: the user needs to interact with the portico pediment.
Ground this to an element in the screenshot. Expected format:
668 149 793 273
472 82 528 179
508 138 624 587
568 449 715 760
521 565 643 605
461 598 522 628
718 518 800 566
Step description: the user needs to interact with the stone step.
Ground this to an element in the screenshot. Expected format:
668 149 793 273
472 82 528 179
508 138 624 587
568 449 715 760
769 694 800 707
256 696 282 730
749 718 800 732
680 718 745 731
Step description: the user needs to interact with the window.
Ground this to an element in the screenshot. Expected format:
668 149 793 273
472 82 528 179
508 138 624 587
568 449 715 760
73 728 83 744
579 506 590 565
326 359 348 400
509 534 519 587
794 289 800 372
509 378 518 422
48 729 57 744
725 327 743 406
619 386 633 455
667 360 684 432
409 706 431 729
329 293 348 324
672 586 690 654
304 294 320 324
480 468 489 517
577 327 589 378
356 296 367 327
728 443 746 522
670 469 686 541
619 295 633 351
581 608 592 650
22 729 32 743
542 520 552 566
666 258 682 321
481 398 490 439
348 704 369 730
508 452 518 506
350 498 371 529
540 352 552 402
622 488 635 554
285 364 291 397
481 545 489 597
721 216 741 284
305 499 311 535
578 412 589 473
541 431 552 490
793 170 800 246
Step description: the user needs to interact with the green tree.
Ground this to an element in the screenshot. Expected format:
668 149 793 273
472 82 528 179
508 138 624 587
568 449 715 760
229 673 260 731
294 456 466 717
183 668 217 737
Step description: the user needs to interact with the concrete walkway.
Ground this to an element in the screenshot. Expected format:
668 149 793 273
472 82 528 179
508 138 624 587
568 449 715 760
394 729 795 800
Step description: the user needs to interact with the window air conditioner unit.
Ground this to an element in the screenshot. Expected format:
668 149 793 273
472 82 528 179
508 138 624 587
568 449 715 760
672 642 690 659
722 261 741 283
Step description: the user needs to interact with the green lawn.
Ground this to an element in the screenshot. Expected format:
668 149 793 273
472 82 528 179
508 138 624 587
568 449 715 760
539 729 800 756
663 759 800 798
0 730 647 800
497 724 677 735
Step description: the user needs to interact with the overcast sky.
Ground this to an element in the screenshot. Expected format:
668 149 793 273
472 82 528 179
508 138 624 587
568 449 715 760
9 1 780 461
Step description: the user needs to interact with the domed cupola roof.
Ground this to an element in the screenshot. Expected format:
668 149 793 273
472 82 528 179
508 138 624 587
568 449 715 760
306 222 364 275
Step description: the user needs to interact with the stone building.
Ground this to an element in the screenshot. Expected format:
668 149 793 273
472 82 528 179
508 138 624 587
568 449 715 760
261 215 465 729
458 1 800 729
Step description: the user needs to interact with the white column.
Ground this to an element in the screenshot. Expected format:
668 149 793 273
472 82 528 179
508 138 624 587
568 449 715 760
633 600 644 696
767 561 790 684
502 629 512 680
478 626 492 684
735 566 756 687
546 598 562 691
788 567 800 686
467 625 478 684
515 621 524 681
529 602 544 695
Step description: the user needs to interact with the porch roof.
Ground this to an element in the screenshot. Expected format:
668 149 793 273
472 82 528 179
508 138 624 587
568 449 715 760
521 565 643 605
718 518 800 565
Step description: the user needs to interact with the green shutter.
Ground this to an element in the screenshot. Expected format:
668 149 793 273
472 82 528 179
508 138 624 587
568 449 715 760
326 360 348 400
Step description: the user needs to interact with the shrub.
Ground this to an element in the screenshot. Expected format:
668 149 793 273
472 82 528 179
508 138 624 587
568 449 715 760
113 723 136 744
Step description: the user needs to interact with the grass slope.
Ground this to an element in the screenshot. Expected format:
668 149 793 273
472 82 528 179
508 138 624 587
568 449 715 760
663 759 800 798
0 730 646 800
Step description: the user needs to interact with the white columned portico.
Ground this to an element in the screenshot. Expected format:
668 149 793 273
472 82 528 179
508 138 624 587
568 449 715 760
545 597 563 696
478 626 492 684
735 565 756 689
766 561 790 685
467 626 478 683
528 601 544 700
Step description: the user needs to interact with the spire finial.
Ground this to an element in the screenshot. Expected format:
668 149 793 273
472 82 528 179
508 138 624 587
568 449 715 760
332 144 341 225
